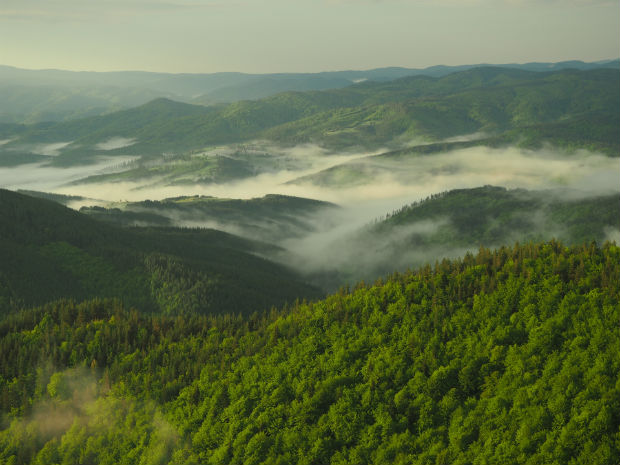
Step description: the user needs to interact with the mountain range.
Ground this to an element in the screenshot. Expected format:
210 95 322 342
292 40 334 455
2 59 617 123
0 59 619 464
1 66 618 170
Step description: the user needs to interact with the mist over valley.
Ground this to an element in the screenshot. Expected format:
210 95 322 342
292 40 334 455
1 57 619 464
2 64 619 291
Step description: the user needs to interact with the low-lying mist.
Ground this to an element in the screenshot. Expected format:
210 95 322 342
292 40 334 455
4 365 179 463
1 142 617 288
95 137 136 151
0 155 138 193
61 145 620 206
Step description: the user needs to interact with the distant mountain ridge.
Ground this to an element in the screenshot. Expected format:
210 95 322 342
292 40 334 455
1 66 618 167
1 59 617 123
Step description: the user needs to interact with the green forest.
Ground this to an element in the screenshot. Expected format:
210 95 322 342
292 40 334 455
0 189 320 315
0 241 618 464
1 67 618 168
1 61 619 464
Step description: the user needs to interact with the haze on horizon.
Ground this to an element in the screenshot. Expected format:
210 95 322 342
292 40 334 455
1 0 619 74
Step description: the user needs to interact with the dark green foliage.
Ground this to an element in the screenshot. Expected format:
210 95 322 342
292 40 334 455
15 190 87 207
0 241 618 464
311 186 619 286
79 194 338 242
376 186 620 246
0 189 321 316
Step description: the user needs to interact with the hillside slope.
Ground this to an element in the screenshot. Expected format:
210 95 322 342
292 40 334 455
0 241 618 464
265 68 620 152
299 186 620 286
2 67 618 167
0 189 321 315
79 194 339 243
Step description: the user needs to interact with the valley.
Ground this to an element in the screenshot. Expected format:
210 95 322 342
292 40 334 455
0 59 618 464
2 63 619 301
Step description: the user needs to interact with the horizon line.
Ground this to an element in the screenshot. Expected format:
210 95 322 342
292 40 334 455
1 58 619 76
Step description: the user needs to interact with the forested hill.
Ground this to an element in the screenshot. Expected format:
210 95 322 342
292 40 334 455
373 186 620 246
79 194 339 243
2 67 618 166
307 186 620 287
2 60 616 124
0 188 321 315
0 241 618 464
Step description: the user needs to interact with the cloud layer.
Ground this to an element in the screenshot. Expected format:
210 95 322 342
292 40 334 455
1 142 617 288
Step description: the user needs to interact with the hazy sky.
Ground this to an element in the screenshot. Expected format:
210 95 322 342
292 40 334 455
1 0 618 73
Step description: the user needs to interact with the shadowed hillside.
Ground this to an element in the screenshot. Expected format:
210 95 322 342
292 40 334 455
0 189 321 315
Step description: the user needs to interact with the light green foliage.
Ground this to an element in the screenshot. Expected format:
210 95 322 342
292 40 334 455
0 241 618 463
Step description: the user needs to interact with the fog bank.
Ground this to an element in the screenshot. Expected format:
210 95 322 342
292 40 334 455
2 143 617 288
46 146 620 208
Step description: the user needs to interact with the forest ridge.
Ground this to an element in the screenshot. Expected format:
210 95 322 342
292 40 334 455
0 59 619 464
0 242 618 463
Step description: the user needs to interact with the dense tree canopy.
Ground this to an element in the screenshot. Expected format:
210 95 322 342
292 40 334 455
0 189 321 316
0 241 618 464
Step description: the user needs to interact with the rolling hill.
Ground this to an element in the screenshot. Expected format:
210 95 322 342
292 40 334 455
78 194 339 243
0 189 321 316
299 186 620 287
18 185 618 292
1 67 618 168
1 241 618 464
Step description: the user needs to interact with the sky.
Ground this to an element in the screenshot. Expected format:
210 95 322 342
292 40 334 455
0 0 619 73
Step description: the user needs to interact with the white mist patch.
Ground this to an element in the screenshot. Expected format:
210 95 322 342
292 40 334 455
414 147 617 192
0 139 13 146
287 146 620 205
46 145 619 214
605 228 620 244
280 213 448 274
95 137 136 151
4 141 617 289
59 144 378 203
0 156 137 192
443 132 489 143
31 141 73 156
65 197 109 210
